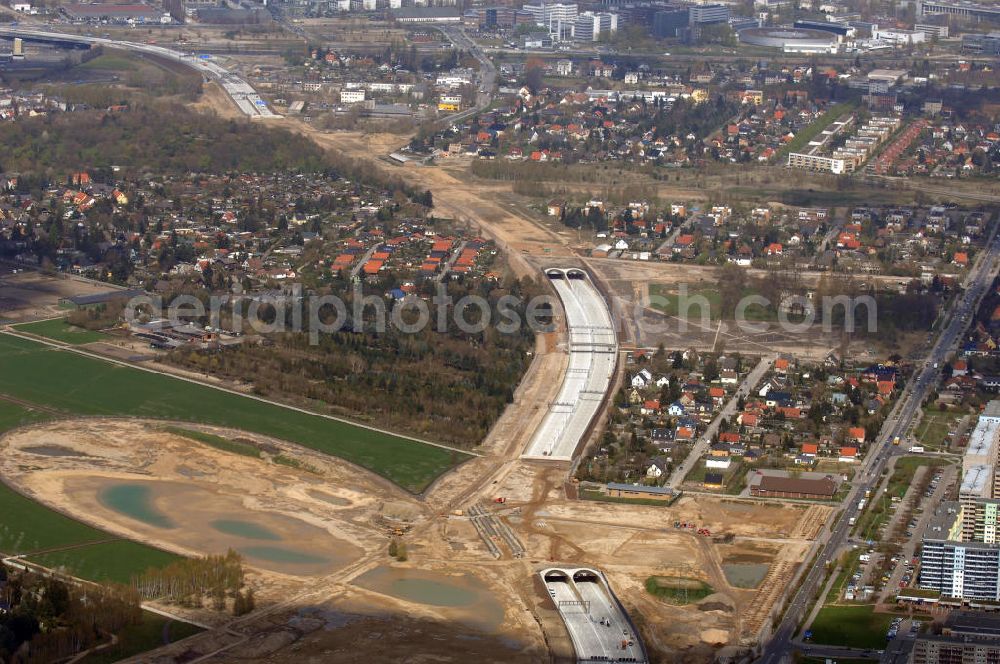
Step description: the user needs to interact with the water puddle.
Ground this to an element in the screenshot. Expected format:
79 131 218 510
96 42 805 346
66 477 362 576
353 566 505 631
722 563 770 589
23 445 89 458
308 489 350 506
211 519 282 541
241 545 330 565
99 483 175 529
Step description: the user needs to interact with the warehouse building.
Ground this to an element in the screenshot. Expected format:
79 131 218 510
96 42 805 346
748 473 838 499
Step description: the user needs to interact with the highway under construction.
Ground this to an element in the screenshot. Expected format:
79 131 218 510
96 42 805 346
522 268 617 461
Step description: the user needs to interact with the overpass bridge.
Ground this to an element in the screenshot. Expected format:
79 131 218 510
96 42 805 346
0 26 278 119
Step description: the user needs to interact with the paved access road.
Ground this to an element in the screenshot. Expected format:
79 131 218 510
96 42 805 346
756 219 1000 664
667 354 775 488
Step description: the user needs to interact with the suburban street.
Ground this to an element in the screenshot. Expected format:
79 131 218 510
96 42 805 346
756 220 1000 664
667 354 775 488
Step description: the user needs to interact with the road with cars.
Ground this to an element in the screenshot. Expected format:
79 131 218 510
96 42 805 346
756 219 1000 664
436 25 496 126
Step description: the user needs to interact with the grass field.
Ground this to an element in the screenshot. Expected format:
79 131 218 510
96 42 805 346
0 478 181 577
825 550 862 603
0 399 49 431
887 456 950 499
915 406 962 448
80 611 203 664
648 284 775 321
649 285 721 318
28 540 181 584
12 318 107 345
0 403 181 577
0 333 467 492
162 426 261 458
579 488 681 507
645 576 714 604
0 478 109 554
79 54 138 71
808 605 894 649
779 101 859 157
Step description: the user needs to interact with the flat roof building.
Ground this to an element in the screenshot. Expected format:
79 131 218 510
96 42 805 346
749 474 837 499
913 612 1000 663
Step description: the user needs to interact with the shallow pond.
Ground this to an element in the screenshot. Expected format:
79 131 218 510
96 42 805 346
308 489 350 506
722 563 770 589
23 445 89 458
353 566 505 631
69 477 362 576
99 483 174 529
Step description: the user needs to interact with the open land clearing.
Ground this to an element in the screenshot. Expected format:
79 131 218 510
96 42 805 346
0 269 122 322
276 127 909 360
0 332 465 492
0 415 830 662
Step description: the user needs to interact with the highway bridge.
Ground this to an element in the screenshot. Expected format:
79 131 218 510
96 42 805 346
0 26 278 119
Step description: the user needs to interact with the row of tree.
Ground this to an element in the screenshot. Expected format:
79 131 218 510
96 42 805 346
131 549 251 614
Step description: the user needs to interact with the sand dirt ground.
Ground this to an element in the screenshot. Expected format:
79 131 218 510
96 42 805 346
0 418 829 662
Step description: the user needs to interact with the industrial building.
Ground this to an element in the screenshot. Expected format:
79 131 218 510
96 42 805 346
62 2 170 23
390 7 462 22
737 26 839 53
919 0 1000 22
573 11 618 40
963 32 1000 54
792 19 855 40
748 473 838 500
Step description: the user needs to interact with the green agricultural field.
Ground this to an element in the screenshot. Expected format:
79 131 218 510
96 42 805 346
0 479 108 554
0 400 49 432
12 318 107 345
808 605 895 649
27 540 181 584
0 479 180 583
80 611 203 664
0 333 467 492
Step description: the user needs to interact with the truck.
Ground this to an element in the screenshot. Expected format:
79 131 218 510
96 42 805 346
858 499 867 510
892 436 901 446
848 517 857 526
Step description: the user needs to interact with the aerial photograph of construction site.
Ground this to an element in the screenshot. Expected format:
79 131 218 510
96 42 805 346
2 1 1000 663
